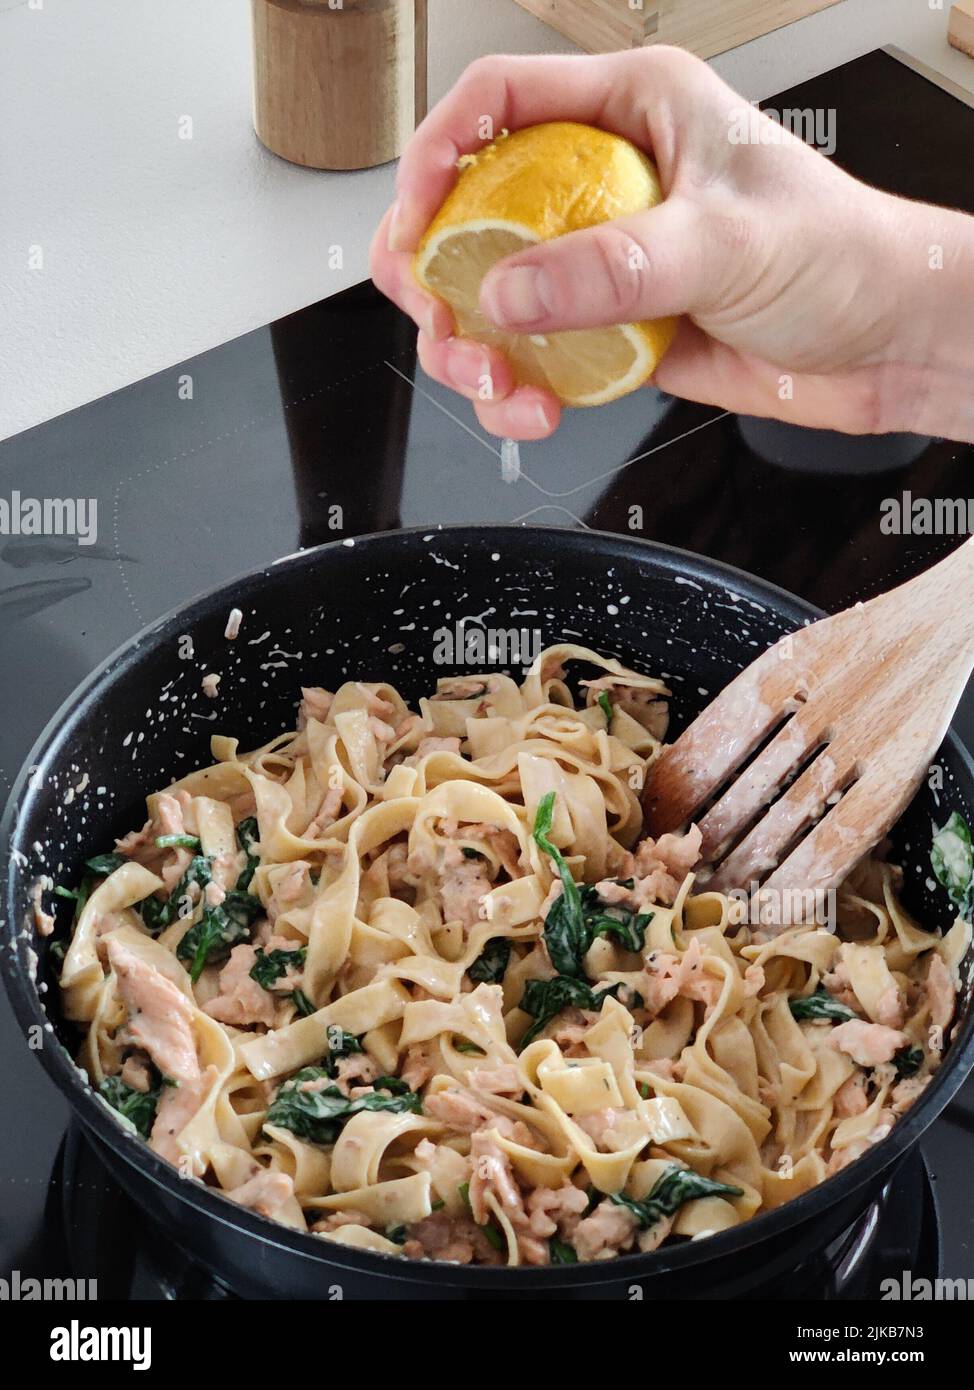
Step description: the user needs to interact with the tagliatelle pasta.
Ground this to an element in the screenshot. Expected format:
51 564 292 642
52 645 968 1267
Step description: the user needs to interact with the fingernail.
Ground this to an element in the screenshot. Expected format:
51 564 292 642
405 288 446 341
482 265 551 328
506 397 554 435
446 340 490 391
388 198 413 252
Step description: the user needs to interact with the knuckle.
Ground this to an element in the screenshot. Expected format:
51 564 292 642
590 226 649 317
460 54 506 90
705 201 758 257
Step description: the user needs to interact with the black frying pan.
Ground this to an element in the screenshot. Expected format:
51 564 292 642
3 526 972 1299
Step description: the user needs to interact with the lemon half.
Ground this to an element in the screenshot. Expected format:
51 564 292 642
414 122 676 408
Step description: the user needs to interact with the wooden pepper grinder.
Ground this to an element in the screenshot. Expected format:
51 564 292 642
251 0 428 170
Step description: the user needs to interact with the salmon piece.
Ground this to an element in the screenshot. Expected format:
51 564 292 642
155 793 186 838
573 1199 638 1262
115 820 154 856
651 825 703 879
619 824 702 906
369 715 397 745
574 1108 631 1152
306 786 344 839
638 938 718 1016
820 961 862 1015
832 1072 869 1118
890 1075 930 1115
468 1130 523 1225
424 1089 500 1132
400 1043 435 1092
160 846 193 895
30 879 55 936
332 1053 379 1096
276 861 312 906
120 1053 153 1093
468 1130 548 1265
594 879 632 906
467 1065 522 1096
828 1020 908 1068
636 1213 675 1253
438 849 491 931
150 1065 216 1164
525 1184 589 1240
402 1211 502 1265
875 985 906 1030
355 683 395 718
671 937 721 1010
423 1088 540 1149
205 945 276 1027
225 1168 295 1219
298 687 334 728
580 679 669 737
925 953 955 1031
108 938 200 1084
410 1137 472 1191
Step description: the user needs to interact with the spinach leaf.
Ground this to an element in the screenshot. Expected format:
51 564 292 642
264 1067 421 1144
386 1225 407 1246
519 976 622 1049
99 1076 159 1138
579 882 651 954
154 834 202 851
323 1028 364 1079
249 946 315 1015
250 946 307 990
235 817 261 892
138 855 213 935
893 1045 924 1079
457 1182 504 1250
468 937 511 985
789 988 857 1023
85 852 126 877
931 812 974 920
176 889 262 983
290 989 316 1017
533 798 650 974
454 1040 486 1056
549 1237 578 1265
598 692 613 724
533 791 587 977
138 894 171 934
610 1166 742 1229
373 1075 412 1095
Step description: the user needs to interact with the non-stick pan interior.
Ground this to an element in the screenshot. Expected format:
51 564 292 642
3 525 973 1279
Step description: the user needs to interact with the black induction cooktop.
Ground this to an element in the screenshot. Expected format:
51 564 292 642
2 46 974 1298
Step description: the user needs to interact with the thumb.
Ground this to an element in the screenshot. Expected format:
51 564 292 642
479 198 738 331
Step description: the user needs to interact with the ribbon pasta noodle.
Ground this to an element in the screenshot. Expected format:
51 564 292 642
51 645 967 1266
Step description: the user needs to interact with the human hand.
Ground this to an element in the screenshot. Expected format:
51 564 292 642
370 46 974 444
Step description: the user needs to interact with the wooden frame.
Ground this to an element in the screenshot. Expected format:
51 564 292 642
511 0 844 62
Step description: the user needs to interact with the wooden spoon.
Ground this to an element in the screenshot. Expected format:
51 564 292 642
642 538 974 918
